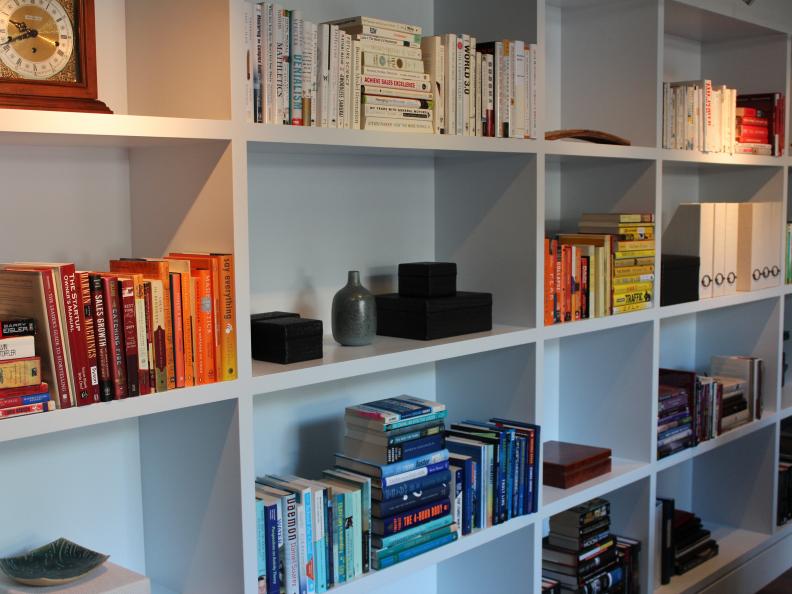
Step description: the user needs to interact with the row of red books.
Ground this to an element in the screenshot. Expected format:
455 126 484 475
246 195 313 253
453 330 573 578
0 254 236 419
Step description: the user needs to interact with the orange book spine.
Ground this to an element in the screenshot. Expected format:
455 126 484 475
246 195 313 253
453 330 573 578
170 273 186 388
195 270 216 384
214 254 237 381
180 269 195 387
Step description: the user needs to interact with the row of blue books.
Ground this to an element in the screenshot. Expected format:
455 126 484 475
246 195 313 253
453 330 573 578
254 395 542 592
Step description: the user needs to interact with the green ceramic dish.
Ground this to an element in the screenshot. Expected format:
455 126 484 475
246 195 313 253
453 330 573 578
0 538 109 586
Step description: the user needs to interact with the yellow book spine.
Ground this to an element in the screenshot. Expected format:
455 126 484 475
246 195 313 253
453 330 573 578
0 356 41 388
613 257 655 268
614 240 655 252
613 274 655 285
613 265 655 277
613 282 654 294
612 301 653 314
613 249 656 260
612 291 653 307
217 255 237 381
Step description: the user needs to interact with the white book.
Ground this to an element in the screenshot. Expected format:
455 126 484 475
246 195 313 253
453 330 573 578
316 23 330 128
342 32 352 129
358 39 423 59
444 33 456 135
0 335 34 361
337 33 346 128
665 203 715 299
662 82 670 148
456 35 465 136
329 24 340 127
243 2 254 123
524 44 531 139
290 10 304 125
361 66 429 82
362 117 434 133
326 16 421 36
513 40 526 138
301 21 316 126
468 36 476 136
351 39 362 130
529 43 537 138
265 3 277 124
736 202 777 291
420 35 444 134
363 104 432 119
496 41 505 137
253 3 263 123
485 53 494 136
475 51 482 137
362 52 424 73
275 5 290 125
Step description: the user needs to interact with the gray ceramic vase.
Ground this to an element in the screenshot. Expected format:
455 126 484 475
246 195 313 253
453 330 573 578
332 271 376 346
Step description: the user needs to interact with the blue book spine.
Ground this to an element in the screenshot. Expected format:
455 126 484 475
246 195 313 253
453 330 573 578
335 494 346 584
325 496 334 588
446 441 483 529
380 449 449 478
376 515 453 549
381 468 451 499
396 434 445 463
265 503 281 594
12 392 51 406
516 436 525 516
531 425 540 515
451 466 463 530
504 430 514 520
313 489 327 593
382 459 450 487
303 492 314 594
461 458 473 535
383 410 448 431
377 483 450 517
512 434 521 517
375 532 459 570
257 500 267 584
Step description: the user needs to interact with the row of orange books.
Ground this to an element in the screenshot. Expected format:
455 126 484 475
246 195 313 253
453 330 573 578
0 253 236 413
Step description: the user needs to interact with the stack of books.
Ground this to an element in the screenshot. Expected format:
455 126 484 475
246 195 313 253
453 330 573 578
446 418 541 530
656 498 718 584
736 93 785 156
542 498 639 593
544 213 655 325
0 319 52 419
337 396 458 570
778 418 792 526
662 80 737 153
659 357 762 459
0 256 236 415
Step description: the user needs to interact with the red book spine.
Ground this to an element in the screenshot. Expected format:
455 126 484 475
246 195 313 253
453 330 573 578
77 272 100 403
544 239 554 326
143 282 156 391
581 256 589 319
736 116 768 127
573 250 581 321
776 94 785 156
120 279 140 397
0 401 50 418
563 245 572 322
59 265 94 406
736 124 770 136
737 133 769 144
90 275 113 402
170 273 186 388
40 269 72 409
102 276 128 399
554 240 561 324
0 383 48 408
736 107 757 117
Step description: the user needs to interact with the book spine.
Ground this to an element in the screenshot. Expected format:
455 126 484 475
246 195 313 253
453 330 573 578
252 4 262 123
344 25 420 45
39 269 72 408
59 266 92 407
77 273 100 402
103 277 128 399
277 6 291 125
362 53 424 73
312 488 327 593
380 468 451 500
178 271 194 388
195 270 217 384
170 274 186 388
265 503 281 594
150 280 168 392
329 25 339 128
462 34 471 136
343 32 352 130
455 35 464 135
0 357 40 388
373 532 458 570
120 280 140 396
256 499 266 586
290 10 304 125
90 275 113 402
0 388 49 409
376 483 450 518
352 40 362 130
388 434 445 463
134 280 151 395
359 117 433 132
335 493 346 583
337 32 347 129
379 449 449 478
143 281 156 391
332 17 421 36
374 514 453 549
283 492 300 594
0 318 34 337
378 500 451 536
0 400 51 418
362 66 429 83
265 4 277 124
216 259 235 382
444 34 456 135
0 335 34 360
451 466 463 531
363 105 432 119
360 74 430 93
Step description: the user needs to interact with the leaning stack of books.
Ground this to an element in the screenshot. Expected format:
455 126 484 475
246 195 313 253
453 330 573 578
0 256 236 415
0 319 53 419
544 213 655 324
657 498 718 583
542 498 636 593
657 382 694 460
337 396 457 570
735 93 785 156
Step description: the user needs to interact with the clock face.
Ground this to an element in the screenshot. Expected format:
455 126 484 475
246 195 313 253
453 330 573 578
0 0 76 81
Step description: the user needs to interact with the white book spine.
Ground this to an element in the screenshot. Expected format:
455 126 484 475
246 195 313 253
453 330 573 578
524 44 531 138
362 53 424 73
468 36 476 136
361 67 429 82
362 117 434 133
485 53 494 137
420 36 444 134
329 25 339 128
274 5 289 125
358 40 423 60
456 35 465 136
662 82 669 148
496 41 505 137
363 94 429 108
134 295 149 376
723 202 739 295
253 3 263 124
343 32 352 129
0 336 35 361
444 34 456 135
301 21 314 126
244 2 254 123
265 3 276 124
329 16 421 36
317 24 330 128
337 33 346 129
290 10 304 125
475 51 482 137
712 202 727 298
363 105 432 119
529 43 537 138
513 40 526 138
352 40 362 130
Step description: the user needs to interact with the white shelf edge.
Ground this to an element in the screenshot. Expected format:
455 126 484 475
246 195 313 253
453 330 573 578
250 326 537 395
328 515 536 594
544 140 658 161
660 149 785 167
658 286 783 319
653 414 779 474
0 380 242 444
542 308 656 340
540 457 652 519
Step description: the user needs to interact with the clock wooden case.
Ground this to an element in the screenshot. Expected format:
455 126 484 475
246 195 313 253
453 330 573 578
0 0 110 113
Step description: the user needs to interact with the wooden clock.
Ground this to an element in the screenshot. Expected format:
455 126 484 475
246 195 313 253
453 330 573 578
0 0 111 113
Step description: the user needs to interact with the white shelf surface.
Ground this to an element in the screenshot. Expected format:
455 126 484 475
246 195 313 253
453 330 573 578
653 524 771 594
0 380 241 444
542 308 655 340
541 457 651 518
246 123 540 155
659 286 783 320
660 149 785 168
653 415 779 474
0 109 233 147
544 140 658 161
250 326 536 395
329 515 535 594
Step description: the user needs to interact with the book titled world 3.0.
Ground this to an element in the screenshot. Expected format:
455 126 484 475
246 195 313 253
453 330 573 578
346 395 445 423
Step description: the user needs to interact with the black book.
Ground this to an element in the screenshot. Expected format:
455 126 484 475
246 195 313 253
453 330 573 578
657 497 675 585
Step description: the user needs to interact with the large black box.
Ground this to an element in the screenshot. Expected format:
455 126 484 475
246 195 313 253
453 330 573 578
398 262 457 298
661 255 700 306
251 315 323 364
376 292 492 340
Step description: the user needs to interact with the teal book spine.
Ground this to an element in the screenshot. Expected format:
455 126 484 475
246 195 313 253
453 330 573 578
343 492 354 580
257 499 267 582
374 532 459 570
335 494 346 583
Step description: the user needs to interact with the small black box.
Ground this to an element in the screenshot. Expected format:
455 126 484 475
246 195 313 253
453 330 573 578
376 291 492 341
251 316 323 364
250 311 300 323
398 262 457 298
661 255 700 306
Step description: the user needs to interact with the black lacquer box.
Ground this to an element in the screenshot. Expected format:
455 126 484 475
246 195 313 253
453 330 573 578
398 262 457 298
661 255 700 306
376 292 492 340
251 313 323 364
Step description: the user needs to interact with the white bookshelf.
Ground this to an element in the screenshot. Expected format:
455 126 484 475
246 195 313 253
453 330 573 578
0 1 792 593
